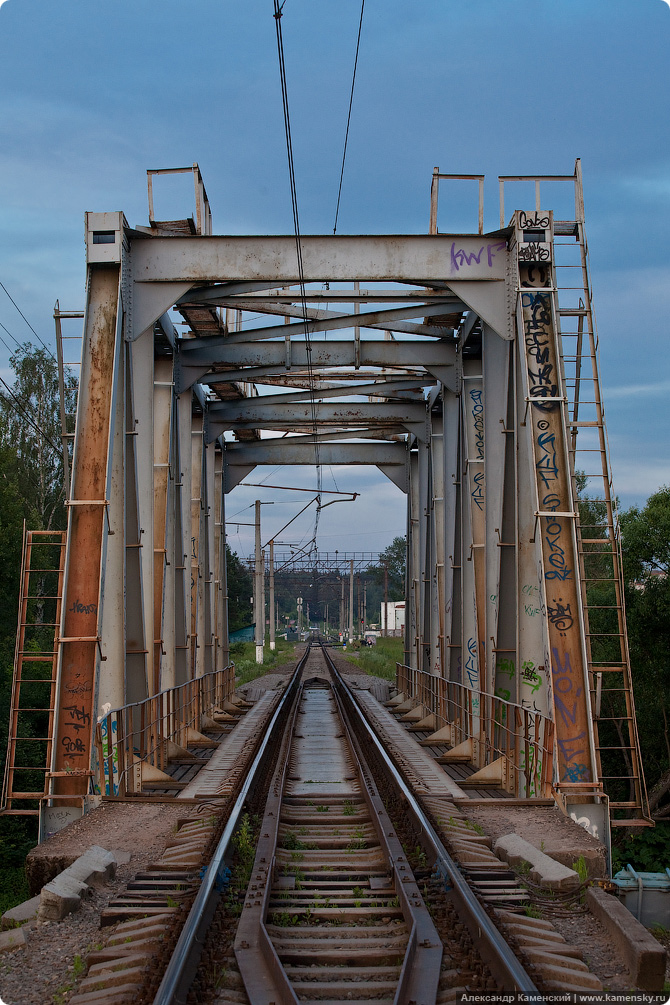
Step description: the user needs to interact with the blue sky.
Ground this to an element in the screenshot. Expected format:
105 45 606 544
0 0 668 558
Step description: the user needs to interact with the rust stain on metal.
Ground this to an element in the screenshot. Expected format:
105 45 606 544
54 266 120 797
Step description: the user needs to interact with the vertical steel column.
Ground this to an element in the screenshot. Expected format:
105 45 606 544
100 306 126 712
124 341 149 705
175 390 192 683
203 439 216 675
429 401 445 676
442 389 460 682
406 449 420 669
53 253 123 799
515 209 597 789
254 501 263 663
348 559 354 643
269 540 275 651
190 416 205 677
161 394 179 690
214 445 229 670
461 361 484 751
153 358 173 693
131 329 155 694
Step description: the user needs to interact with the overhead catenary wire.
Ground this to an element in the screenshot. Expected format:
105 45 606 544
272 0 322 556
333 0 365 235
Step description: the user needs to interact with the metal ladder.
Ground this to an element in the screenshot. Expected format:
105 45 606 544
0 527 66 816
552 165 650 825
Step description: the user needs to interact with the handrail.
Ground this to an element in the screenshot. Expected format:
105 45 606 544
94 663 236 796
396 662 554 797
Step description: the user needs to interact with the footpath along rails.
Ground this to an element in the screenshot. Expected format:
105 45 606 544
65 644 606 1004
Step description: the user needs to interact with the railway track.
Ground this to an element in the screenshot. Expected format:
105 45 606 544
151 644 545 1005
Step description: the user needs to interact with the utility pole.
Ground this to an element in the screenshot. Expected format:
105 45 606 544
348 559 354 643
363 582 367 635
269 538 275 651
340 577 345 639
254 500 263 664
383 561 389 637
261 548 266 652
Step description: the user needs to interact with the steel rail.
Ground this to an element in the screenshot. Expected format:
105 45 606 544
152 650 306 1005
323 645 546 1001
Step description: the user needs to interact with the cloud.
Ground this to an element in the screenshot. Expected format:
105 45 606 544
612 460 670 501
607 380 670 398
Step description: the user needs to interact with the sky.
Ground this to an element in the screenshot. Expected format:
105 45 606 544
0 0 668 561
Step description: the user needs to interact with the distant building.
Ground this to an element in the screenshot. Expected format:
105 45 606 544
381 601 405 635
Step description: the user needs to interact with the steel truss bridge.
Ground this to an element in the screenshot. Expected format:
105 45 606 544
1 162 649 838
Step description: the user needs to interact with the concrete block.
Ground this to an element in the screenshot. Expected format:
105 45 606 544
1 894 41 928
0 927 27 954
68 847 116 888
587 885 667 993
493 833 580 891
39 872 90 921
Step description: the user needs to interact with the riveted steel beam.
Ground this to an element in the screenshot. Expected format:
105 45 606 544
132 233 509 283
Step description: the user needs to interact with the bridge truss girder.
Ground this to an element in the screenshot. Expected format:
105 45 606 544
49 191 648 830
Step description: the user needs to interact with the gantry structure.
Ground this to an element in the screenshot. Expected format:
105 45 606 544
2 163 649 839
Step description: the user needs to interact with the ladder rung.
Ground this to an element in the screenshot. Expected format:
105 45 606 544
11 707 56 713
58 636 100 644
15 678 57 683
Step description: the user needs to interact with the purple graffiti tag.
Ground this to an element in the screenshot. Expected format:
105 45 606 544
451 243 483 271
551 647 583 729
487 241 507 267
554 735 586 763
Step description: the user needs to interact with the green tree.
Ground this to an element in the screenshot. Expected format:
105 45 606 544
226 544 253 632
619 487 670 817
368 536 406 603
0 344 77 532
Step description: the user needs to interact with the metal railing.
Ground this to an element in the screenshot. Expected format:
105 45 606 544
396 663 554 798
94 664 235 797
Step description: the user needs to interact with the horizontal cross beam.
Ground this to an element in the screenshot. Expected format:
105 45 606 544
132 234 509 283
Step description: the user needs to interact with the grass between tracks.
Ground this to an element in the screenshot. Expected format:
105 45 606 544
231 636 297 686
338 636 404 682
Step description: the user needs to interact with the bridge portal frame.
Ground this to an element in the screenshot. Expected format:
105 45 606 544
43 167 647 838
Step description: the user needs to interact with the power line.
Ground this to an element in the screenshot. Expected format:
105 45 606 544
0 280 57 360
273 0 322 558
0 374 61 454
0 318 26 354
333 0 366 235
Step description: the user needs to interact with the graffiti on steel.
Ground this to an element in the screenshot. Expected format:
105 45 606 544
520 255 593 785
